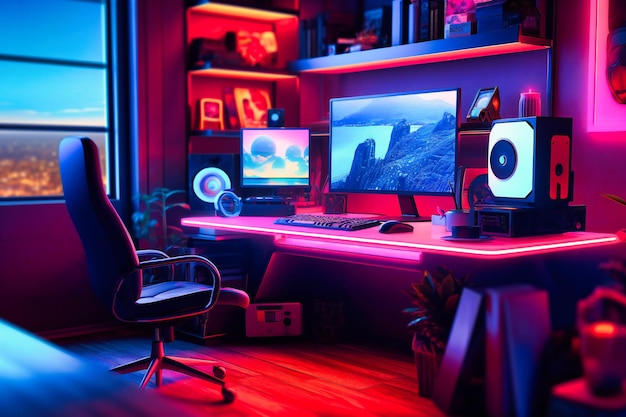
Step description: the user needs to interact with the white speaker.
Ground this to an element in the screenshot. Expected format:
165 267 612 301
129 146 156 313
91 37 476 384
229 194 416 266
487 117 573 208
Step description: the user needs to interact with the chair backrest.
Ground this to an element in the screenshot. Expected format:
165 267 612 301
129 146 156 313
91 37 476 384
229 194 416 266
58 136 140 318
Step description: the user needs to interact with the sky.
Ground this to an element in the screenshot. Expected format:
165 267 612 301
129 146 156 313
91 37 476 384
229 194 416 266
0 0 107 126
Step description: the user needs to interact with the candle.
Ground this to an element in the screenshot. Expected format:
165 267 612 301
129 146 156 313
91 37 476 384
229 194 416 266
518 90 541 117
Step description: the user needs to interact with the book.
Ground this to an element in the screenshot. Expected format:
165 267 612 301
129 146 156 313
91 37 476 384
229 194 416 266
415 0 431 42
429 0 444 41
391 0 410 46
485 285 551 417
432 287 486 415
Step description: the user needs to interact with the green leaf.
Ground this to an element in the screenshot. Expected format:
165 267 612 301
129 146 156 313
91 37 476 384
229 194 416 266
602 193 626 206
165 189 186 199
444 294 460 316
422 271 436 293
165 202 191 211
439 274 455 300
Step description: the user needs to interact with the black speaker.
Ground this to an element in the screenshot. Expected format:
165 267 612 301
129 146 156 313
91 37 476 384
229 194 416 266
188 154 239 213
267 108 285 127
487 117 573 208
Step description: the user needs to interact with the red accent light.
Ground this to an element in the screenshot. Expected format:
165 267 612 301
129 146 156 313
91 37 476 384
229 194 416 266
591 321 617 337
189 68 296 81
298 43 549 75
190 3 295 22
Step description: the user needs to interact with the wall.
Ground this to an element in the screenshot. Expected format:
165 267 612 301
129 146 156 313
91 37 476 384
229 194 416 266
553 0 626 233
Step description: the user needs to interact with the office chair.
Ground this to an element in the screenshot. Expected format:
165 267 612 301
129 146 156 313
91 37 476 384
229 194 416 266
58 136 249 402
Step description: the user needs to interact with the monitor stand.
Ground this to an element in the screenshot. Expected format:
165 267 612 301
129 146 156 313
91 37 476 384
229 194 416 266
382 195 432 222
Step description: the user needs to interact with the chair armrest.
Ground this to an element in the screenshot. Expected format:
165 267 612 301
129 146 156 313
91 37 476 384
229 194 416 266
136 249 173 282
136 249 169 259
139 254 222 291
112 255 223 322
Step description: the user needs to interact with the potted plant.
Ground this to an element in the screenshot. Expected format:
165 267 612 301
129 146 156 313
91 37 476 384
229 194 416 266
403 266 469 397
132 188 190 252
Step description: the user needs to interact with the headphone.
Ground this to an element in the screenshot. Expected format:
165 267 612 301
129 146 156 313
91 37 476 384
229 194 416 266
214 190 242 217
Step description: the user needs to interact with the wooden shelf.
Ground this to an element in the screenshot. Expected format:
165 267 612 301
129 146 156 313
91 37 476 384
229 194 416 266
189 129 240 137
188 2 297 22
188 66 297 81
288 26 551 75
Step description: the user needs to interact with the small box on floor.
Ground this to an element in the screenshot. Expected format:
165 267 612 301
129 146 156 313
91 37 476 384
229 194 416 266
245 303 302 337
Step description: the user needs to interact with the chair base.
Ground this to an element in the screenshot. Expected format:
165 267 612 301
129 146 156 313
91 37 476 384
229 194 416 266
111 326 235 403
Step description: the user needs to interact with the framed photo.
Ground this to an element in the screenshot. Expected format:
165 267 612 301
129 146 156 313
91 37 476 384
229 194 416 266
198 98 224 130
362 6 391 48
222 87 240 129
233 87 272 128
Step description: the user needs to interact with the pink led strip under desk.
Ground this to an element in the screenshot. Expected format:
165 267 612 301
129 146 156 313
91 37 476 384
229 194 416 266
181 216 620 259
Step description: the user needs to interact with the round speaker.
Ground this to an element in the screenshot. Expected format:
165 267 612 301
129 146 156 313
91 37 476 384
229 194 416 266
192 167 231 203
487 120 534 200
214 190 242 217
489 139 517 180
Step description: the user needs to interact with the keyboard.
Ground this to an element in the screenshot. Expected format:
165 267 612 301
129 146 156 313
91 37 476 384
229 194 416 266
274 214 381 231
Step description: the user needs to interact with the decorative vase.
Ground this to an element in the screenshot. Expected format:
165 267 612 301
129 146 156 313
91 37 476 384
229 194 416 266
577 286 626 396
413 346 442 398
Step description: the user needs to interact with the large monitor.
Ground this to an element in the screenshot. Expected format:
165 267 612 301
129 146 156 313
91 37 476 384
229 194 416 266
240 127 310 189
329 88 460 220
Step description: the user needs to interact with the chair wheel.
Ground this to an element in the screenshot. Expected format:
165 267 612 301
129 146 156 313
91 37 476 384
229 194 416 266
213 365 226 379
222 387 235 403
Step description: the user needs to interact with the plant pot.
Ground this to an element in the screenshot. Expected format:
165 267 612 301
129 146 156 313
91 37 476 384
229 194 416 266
413 347 442 398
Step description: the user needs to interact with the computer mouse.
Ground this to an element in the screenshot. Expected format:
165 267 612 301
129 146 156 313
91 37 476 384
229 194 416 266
378 220 414 234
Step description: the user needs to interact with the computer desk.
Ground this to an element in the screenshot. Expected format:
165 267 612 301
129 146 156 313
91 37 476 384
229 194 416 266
181 215 623 342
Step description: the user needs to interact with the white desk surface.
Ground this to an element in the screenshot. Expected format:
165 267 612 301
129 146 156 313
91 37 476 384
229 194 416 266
181 215 619 259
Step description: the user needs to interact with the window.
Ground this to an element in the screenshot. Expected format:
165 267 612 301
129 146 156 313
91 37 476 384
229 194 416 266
0 0 114 199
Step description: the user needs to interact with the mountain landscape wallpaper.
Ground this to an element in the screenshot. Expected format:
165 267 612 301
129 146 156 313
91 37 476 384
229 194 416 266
329 90 458 195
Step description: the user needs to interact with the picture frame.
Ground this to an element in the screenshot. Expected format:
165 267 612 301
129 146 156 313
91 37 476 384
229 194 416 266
198 98 224 130
362 6 392 48
233 87 272 128
222 87 240 130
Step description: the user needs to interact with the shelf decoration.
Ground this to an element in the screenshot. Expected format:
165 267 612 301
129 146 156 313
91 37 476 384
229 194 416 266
361 6 392 49
188 34 242 70
198 98 224 130
237 30 278 67
234 87 271 128
222 87 240 130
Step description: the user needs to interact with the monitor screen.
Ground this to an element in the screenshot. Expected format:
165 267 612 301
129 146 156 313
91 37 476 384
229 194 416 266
329 88 460 218
240 128 310 188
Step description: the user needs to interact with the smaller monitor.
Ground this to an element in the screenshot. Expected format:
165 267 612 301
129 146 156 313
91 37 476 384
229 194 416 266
240 128 310 188
466 87 500 123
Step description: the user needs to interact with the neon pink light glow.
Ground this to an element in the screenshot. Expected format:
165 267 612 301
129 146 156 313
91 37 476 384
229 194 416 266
181 217 618 259
274 237 423 263
588 0 626 131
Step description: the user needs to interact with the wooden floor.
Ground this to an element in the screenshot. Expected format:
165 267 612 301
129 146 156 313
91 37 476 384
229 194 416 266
56 327 448 417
